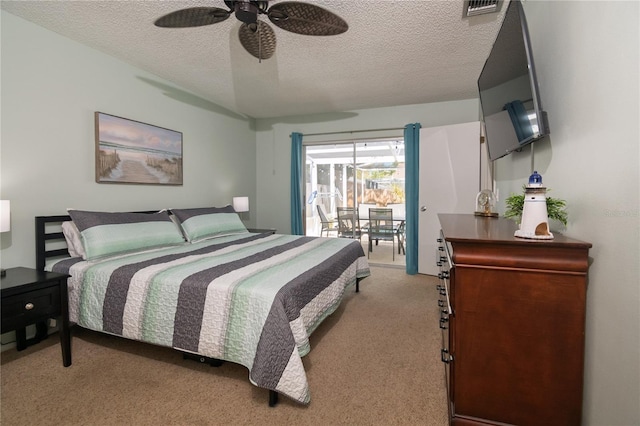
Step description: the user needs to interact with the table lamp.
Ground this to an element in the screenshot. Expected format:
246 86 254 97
233 196 249 220
1 200 10 277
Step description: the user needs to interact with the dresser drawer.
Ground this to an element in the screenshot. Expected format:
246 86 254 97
1 285 61 333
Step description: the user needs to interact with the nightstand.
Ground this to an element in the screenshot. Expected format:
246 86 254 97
247 228 276 235
1 267 71 367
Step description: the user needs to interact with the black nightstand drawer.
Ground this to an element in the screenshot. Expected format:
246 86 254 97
1 267 72 365
1 285 61 333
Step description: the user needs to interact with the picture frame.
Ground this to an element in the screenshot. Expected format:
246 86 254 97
95 112 183 185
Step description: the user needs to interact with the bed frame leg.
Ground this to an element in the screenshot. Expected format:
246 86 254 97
181 352 224 367
268 390 279 407
356 278 360 293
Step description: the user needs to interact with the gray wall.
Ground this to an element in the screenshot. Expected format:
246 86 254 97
1 1 638 424
0 11 257 270
495 2 639 424
254 2 640 424
254 100 481 234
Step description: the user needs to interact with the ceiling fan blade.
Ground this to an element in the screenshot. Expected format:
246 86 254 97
238 21 276 60
154 7 231 28
267 2 348 36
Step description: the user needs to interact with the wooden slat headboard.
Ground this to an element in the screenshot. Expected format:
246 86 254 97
35 215 72 271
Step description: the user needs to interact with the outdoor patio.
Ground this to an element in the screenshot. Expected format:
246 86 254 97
304 138 406 268
306 220 406 268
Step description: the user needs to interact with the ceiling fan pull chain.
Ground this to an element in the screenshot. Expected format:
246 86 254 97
258 21 262 63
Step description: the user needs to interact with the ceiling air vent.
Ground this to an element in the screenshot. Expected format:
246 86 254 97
464 0 501 17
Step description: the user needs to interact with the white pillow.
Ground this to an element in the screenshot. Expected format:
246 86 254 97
61 221 86 259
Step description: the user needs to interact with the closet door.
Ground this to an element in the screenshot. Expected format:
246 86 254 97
418 122 481 275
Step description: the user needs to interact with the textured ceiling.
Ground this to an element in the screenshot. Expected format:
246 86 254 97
1 0 509 119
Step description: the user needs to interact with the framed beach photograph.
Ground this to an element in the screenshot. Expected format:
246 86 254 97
95 112 183 185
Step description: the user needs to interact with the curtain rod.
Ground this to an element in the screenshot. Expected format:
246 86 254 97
298 127 406 137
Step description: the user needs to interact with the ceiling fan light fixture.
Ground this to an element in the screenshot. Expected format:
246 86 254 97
234 1 259 24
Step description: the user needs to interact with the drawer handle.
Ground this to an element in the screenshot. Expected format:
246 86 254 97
439 317 448 330
25 303 34 310
441 348 454 364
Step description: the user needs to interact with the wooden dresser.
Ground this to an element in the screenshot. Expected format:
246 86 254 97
437 214 592 426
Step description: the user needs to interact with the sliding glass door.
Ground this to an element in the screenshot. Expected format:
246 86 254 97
303 139 405 265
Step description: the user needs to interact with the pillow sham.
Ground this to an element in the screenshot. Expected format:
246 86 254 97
61 221 85 259
67 209 186 260
171 205 248 243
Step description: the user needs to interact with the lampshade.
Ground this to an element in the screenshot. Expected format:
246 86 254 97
233 196 249 213
0 200 10 233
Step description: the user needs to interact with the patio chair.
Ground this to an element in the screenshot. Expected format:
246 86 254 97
317 204 337 237
368 208 396 261
336 207 361 240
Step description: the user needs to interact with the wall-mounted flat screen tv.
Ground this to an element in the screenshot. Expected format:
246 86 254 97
478 0 550 161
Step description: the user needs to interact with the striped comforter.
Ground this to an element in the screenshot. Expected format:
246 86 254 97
50 232 370 404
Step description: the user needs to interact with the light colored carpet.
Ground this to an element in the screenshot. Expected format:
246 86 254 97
1 266 448 426
360 238 407 269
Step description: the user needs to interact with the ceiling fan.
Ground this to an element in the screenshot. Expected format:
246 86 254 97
154 1 348 61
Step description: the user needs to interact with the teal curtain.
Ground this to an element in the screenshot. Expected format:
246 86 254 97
404 123 421 275
290 132 304 235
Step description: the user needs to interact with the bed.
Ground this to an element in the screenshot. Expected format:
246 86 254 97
35 207 370 406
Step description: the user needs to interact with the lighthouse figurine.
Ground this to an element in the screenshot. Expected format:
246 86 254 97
514 171 554 239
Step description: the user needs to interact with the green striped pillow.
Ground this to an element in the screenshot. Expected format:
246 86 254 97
68 210 185 260
171 206 248 243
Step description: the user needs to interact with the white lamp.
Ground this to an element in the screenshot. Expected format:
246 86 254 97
233 196 249 221
0 200 9 233
1 200 10 277
233 196 249 213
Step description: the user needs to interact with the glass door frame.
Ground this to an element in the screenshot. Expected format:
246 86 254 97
303 140 358 238
302 137 406 244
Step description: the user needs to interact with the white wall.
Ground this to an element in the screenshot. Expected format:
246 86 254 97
494 2 639 424
0 11 257 270
254 99 480 233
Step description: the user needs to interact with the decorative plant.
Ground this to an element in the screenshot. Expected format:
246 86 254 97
504 186 568 226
